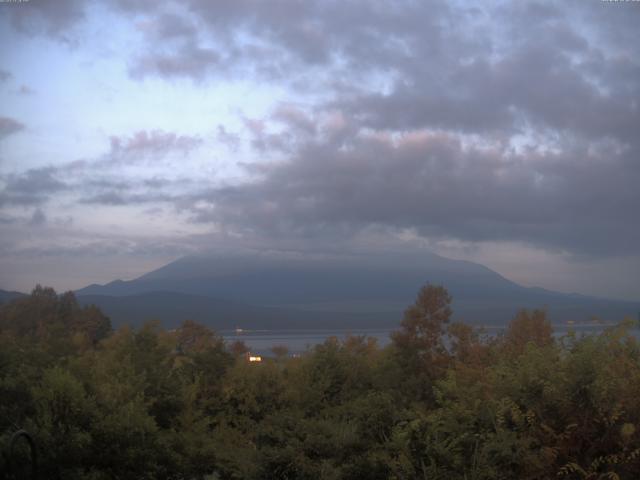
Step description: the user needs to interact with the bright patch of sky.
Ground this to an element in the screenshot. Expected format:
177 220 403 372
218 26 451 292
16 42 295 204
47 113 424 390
0 5 288 181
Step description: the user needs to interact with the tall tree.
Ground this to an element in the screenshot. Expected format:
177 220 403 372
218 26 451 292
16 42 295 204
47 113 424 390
391 284 453 402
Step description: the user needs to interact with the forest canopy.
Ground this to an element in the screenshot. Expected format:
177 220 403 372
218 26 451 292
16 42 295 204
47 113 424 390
1 285 639 479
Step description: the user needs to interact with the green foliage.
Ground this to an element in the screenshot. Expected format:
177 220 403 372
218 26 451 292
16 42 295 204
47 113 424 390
391 284 453 403
1 285 639 479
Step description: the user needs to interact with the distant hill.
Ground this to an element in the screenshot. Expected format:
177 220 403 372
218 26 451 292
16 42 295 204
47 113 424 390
75 253 640 328
0 289 27 304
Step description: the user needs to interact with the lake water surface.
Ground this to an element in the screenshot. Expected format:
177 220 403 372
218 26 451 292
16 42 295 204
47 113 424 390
221 323 638 356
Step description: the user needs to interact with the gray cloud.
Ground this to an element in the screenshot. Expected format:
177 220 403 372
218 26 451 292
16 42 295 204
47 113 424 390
79 191 177 206
0 70 11 83
3 0 640 280
0 116 25 140
139 11 198 41
0 226 205 260
109 130 203 157
129 40 221 81
0 129 201 208
29 208 46 226
3 0 85 42
344 42 639 145
181 120 640 257
17 85 36 95
104 1 638 166
0 166 67 206
216 125 241 152
119 0 458 84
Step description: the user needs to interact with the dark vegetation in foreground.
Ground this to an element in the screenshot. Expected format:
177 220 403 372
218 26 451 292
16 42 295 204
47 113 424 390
1 285 639 480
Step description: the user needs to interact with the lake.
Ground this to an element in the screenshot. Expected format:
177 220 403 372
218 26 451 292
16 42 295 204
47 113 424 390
221 323 638 356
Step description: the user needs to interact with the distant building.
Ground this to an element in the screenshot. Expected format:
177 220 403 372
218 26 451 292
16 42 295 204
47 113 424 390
248 354 262 363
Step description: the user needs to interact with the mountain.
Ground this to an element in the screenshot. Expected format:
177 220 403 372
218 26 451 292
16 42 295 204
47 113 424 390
76 291 379 330
0 289 27 304
77 252 525 302
75 253 640 328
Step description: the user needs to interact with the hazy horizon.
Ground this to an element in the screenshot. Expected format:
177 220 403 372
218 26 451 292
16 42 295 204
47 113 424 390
1 1 639 301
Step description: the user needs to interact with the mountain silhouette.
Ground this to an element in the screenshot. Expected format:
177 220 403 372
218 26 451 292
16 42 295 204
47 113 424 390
73 252 640 329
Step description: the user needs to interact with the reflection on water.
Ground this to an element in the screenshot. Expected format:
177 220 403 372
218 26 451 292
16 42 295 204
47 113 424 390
222 323 639 356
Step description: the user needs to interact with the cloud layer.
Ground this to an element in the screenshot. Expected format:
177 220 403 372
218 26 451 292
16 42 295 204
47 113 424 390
1 0 639 297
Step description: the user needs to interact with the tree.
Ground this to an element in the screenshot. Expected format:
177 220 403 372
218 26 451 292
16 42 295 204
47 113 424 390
503 309 553 355
174 319 220 355
271 344 289 360
392 284 452 353
229 340 249 357
391 284 453 402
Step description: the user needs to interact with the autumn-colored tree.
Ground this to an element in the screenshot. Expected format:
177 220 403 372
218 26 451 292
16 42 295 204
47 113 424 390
391 284 453 402
1 285 639 479
503 308 553 354
392 284 452 353
0 286 111 346
271 344 289 359
174 319 220 354
229 339 249 357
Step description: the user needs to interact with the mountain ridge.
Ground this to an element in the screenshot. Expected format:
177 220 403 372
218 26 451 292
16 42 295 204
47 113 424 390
4 252 638 330
71 253 640 328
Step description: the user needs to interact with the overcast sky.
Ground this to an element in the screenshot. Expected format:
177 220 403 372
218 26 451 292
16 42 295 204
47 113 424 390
0 0 639 300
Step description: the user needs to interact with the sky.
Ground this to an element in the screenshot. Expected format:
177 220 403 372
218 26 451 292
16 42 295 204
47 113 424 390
0 0 639 300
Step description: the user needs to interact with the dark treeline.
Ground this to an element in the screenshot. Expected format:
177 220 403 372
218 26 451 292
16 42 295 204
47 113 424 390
1 284 639 479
